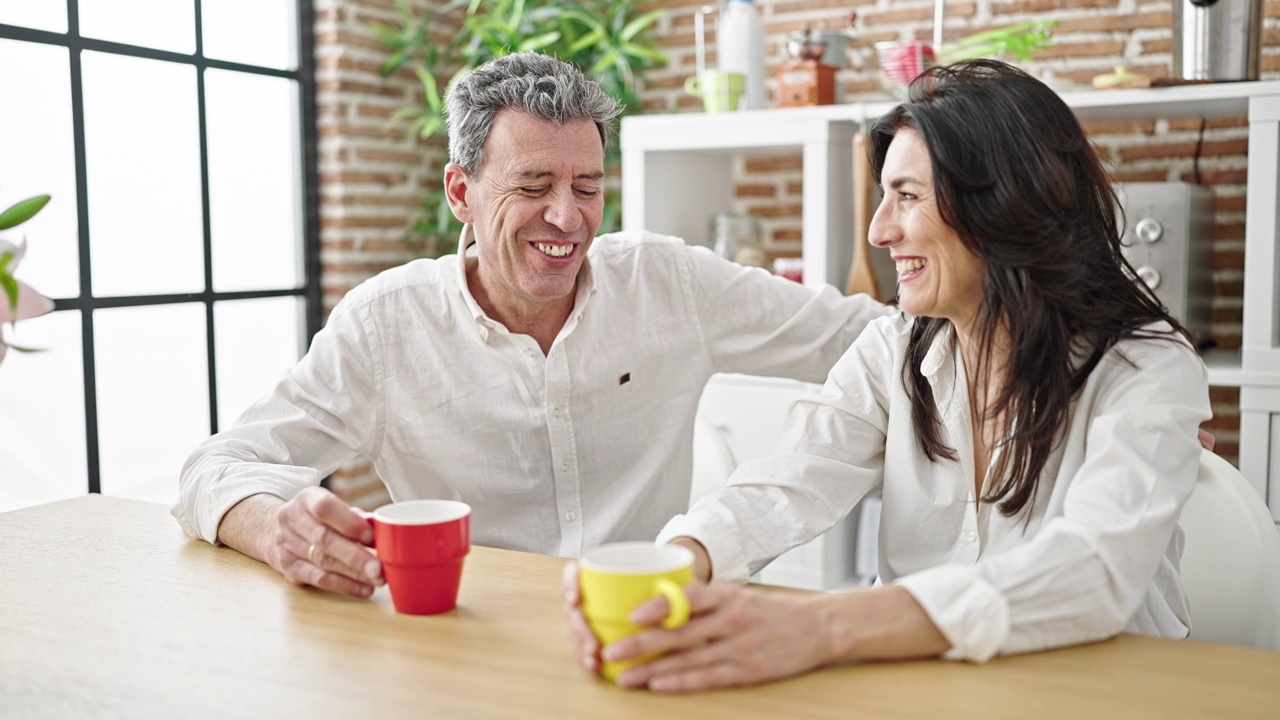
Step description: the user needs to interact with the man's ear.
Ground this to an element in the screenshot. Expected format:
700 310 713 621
443 162 473 223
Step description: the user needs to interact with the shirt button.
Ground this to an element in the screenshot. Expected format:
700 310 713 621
525 348 534 357
561 462 569 472
553 406 560 417
565 511 576 521
966 531 977 543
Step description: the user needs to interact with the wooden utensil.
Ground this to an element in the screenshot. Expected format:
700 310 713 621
845 131 880 298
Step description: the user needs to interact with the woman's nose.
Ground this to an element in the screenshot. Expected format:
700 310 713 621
867 201 897 248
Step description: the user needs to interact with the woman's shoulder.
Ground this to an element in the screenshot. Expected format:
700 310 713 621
1103 321 1199 364
1091 320 1207 388
835 312 913 370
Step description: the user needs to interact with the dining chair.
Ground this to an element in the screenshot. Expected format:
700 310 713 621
1178 449 1280 651
689 415 738 507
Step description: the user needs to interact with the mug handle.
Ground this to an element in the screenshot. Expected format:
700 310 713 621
653 578 690 629
360 511 377 548
683 75 700 96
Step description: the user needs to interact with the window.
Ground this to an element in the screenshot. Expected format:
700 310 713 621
0 0 319 512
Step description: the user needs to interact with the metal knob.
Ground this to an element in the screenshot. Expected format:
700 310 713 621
1135 217 1163 243
1136 265 1162 290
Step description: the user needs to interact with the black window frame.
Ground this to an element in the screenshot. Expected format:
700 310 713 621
0 0 322 495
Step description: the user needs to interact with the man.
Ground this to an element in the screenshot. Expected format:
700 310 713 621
172 52 886 599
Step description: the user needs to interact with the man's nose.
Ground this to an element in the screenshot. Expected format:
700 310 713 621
543 189 583 233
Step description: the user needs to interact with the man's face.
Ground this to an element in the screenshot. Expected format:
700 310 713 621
445 108 605 319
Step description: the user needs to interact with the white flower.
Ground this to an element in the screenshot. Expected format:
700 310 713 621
0 236 55 366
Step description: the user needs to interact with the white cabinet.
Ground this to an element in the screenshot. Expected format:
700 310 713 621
625 82 1280 559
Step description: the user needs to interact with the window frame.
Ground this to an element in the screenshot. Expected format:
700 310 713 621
0 0 321 495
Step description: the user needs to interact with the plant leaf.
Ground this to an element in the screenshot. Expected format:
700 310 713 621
0 195 51 230
620 9 664 43
519 31 562 52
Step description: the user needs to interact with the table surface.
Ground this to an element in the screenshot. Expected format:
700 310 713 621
3 495 1279 719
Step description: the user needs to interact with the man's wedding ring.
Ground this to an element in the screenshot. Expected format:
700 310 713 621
308 543 318 564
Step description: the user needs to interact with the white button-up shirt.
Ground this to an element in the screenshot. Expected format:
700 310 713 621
172 231 887 557
657 314 1211 661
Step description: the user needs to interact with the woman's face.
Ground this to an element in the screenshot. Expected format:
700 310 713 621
869 128 985 332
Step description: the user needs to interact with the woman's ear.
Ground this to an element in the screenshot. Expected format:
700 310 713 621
443 163 472 223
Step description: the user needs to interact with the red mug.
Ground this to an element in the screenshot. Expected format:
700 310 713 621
367 500 471 615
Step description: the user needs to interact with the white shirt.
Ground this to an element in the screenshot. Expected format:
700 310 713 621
172 230 887 557
657 314 1211 662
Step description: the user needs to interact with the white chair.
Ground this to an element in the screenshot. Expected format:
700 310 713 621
690 415 738 507
1178 449 1280 651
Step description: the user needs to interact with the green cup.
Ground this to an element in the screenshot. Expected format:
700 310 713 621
684 70 746 113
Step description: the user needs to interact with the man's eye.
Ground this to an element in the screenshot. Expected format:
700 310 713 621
575 187 601 197
521 187 548 195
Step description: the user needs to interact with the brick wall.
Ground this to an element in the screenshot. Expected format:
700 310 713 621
316 0 1277 503
315 0 447 508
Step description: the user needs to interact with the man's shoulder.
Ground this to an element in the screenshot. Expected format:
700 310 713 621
588 230 691 259
338 256 458 311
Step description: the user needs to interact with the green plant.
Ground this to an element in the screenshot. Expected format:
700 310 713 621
0 193 54 365
372 0 667 257
937 20 1058 65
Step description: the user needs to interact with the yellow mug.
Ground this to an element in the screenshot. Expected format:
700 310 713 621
684 70 745 113
579 542 694 682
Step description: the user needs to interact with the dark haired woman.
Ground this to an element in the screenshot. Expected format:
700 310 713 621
563 59 1212 691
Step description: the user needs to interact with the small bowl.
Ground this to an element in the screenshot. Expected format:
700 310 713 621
874 41 936 90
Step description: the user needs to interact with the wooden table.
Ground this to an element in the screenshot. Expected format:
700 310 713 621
3 496 1279 719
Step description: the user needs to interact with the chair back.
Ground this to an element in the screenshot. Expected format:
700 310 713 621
690 416 737 507
1179 450 1280 651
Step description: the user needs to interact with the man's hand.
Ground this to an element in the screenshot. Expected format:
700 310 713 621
218 488 384 598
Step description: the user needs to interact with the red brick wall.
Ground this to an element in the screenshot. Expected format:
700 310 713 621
316 0 1276 503
314 0 448 507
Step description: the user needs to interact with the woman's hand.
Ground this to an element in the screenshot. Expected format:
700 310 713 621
561 561 602 675
605 583 834 693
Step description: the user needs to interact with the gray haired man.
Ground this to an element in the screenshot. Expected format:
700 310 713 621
172 52 886 598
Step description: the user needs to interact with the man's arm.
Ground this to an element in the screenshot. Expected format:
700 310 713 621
684 245 891 383
172 286 386 598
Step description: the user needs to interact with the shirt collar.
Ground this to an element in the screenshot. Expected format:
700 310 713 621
455 224 489 325
920 322 957 381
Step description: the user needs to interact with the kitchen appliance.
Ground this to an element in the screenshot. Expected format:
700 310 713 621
1173 0 1264 82
776 27 837 108
1115 182 1215 344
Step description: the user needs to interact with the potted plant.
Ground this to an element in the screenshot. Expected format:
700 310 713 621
372 0 667 256
0 193 54 366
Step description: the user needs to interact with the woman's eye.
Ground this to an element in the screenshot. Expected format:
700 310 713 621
899 192 917 201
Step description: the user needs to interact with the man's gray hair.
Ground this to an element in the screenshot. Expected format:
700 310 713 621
444 52 623 176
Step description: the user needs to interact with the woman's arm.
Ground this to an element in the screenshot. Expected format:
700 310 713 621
603 582 950 693
896 337 1212 661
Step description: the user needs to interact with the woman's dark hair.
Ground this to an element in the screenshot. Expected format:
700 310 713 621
868 59 1194 517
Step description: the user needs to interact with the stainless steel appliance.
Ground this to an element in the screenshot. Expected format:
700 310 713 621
1116 182 1215 344
1173 0 1264 82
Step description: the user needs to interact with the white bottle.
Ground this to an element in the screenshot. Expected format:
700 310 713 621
717 0 766 110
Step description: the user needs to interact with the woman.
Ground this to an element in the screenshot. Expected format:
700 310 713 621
562 59 1212 692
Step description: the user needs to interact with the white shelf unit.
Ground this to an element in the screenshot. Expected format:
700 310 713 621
623 82 1280 549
